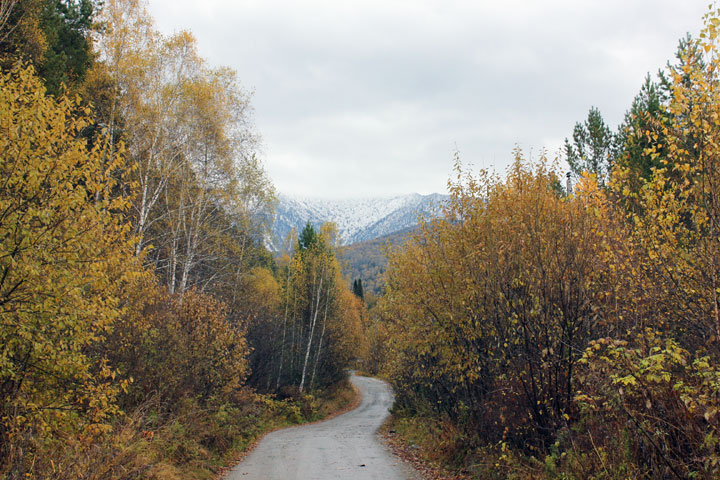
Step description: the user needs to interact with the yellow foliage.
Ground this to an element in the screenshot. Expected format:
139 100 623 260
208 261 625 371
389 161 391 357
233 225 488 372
381 152 615 447
0 64 139 458
242 266 281 320
607 9 720 352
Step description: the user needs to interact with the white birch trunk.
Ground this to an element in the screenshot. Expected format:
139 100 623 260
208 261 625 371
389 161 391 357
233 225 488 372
299 264 325 393
310 288 330 390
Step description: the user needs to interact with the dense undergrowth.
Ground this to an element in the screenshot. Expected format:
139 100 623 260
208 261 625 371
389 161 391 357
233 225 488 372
373 8 720 480
7 379 355 479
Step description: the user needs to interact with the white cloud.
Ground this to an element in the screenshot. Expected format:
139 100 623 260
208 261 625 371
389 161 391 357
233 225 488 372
147 0 710 198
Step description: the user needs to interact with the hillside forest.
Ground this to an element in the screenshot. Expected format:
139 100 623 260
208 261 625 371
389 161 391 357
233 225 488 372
340 227 415 302
4 0 720 479
0 0 366 477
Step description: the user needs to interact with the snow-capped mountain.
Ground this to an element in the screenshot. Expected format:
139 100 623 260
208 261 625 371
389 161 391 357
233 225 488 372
268 193 448 251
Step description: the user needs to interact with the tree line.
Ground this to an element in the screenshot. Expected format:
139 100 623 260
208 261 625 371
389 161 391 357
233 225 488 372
0 0 366 477
374 8 720 479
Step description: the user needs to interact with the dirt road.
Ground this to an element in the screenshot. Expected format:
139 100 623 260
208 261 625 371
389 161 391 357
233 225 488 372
225 375 418 480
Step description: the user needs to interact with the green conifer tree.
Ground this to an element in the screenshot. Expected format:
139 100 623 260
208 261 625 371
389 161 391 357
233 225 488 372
564 106 618 185
352 278 364 300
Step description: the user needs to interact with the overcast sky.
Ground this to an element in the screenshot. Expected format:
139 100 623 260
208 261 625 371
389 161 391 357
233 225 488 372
147 0 709 199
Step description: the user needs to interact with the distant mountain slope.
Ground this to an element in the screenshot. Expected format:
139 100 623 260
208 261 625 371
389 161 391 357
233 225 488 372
268 192 447 251
338 227 416 297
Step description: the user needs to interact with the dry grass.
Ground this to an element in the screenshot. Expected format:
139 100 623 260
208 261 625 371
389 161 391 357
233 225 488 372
380 415 474 480
0 379 360 480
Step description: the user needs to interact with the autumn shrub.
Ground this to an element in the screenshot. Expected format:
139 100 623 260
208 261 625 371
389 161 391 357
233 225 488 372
548 14 720 477
110 288 250 412
8 369 351 479
381 154 612 452
1 412 156 480
565 333 720 478
361 310 390 376
0 64 138 477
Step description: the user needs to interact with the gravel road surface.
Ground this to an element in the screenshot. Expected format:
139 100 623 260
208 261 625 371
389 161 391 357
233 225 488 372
225 374 418 480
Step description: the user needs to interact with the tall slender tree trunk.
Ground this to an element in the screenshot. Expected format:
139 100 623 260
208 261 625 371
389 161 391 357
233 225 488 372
310 289 330 390
276 266 292 390
300 264 325 393
179 227 195 295
169 236 178 294
135 180 149 256
231 235 248 307
167 186 185 294
289 288 298 377
179 187 204 295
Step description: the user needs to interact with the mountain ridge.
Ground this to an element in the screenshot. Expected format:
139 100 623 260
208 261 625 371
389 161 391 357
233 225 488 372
268 192 447 251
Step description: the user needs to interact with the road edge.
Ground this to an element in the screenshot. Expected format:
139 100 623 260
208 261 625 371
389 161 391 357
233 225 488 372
214 376 363 479
380 415 472 480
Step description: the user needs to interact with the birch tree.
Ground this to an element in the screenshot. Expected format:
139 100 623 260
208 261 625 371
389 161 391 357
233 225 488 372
92 0 273 300
243 222 364 394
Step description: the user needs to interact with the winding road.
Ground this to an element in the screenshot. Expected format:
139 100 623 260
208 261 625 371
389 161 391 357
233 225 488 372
225 375 419 480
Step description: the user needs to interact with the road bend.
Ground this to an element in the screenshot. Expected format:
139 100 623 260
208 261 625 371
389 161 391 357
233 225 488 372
225 374 418 480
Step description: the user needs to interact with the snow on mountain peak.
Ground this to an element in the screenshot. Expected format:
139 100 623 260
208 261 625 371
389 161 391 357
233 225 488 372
269 192 447 251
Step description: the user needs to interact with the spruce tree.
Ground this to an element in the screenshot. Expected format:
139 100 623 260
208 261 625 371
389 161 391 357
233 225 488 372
564 107 618 185
352 278 364 300
298 222 318 251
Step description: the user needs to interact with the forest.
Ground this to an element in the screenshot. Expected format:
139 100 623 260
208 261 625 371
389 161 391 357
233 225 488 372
371 7 720 480
0 0 366 477
4 0 720 479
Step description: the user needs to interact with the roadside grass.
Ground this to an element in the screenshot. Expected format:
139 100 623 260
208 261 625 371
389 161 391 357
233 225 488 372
13 379 359 480
382 414 474 480
381 413 554 480
383 412 643 480
306 377 360 421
